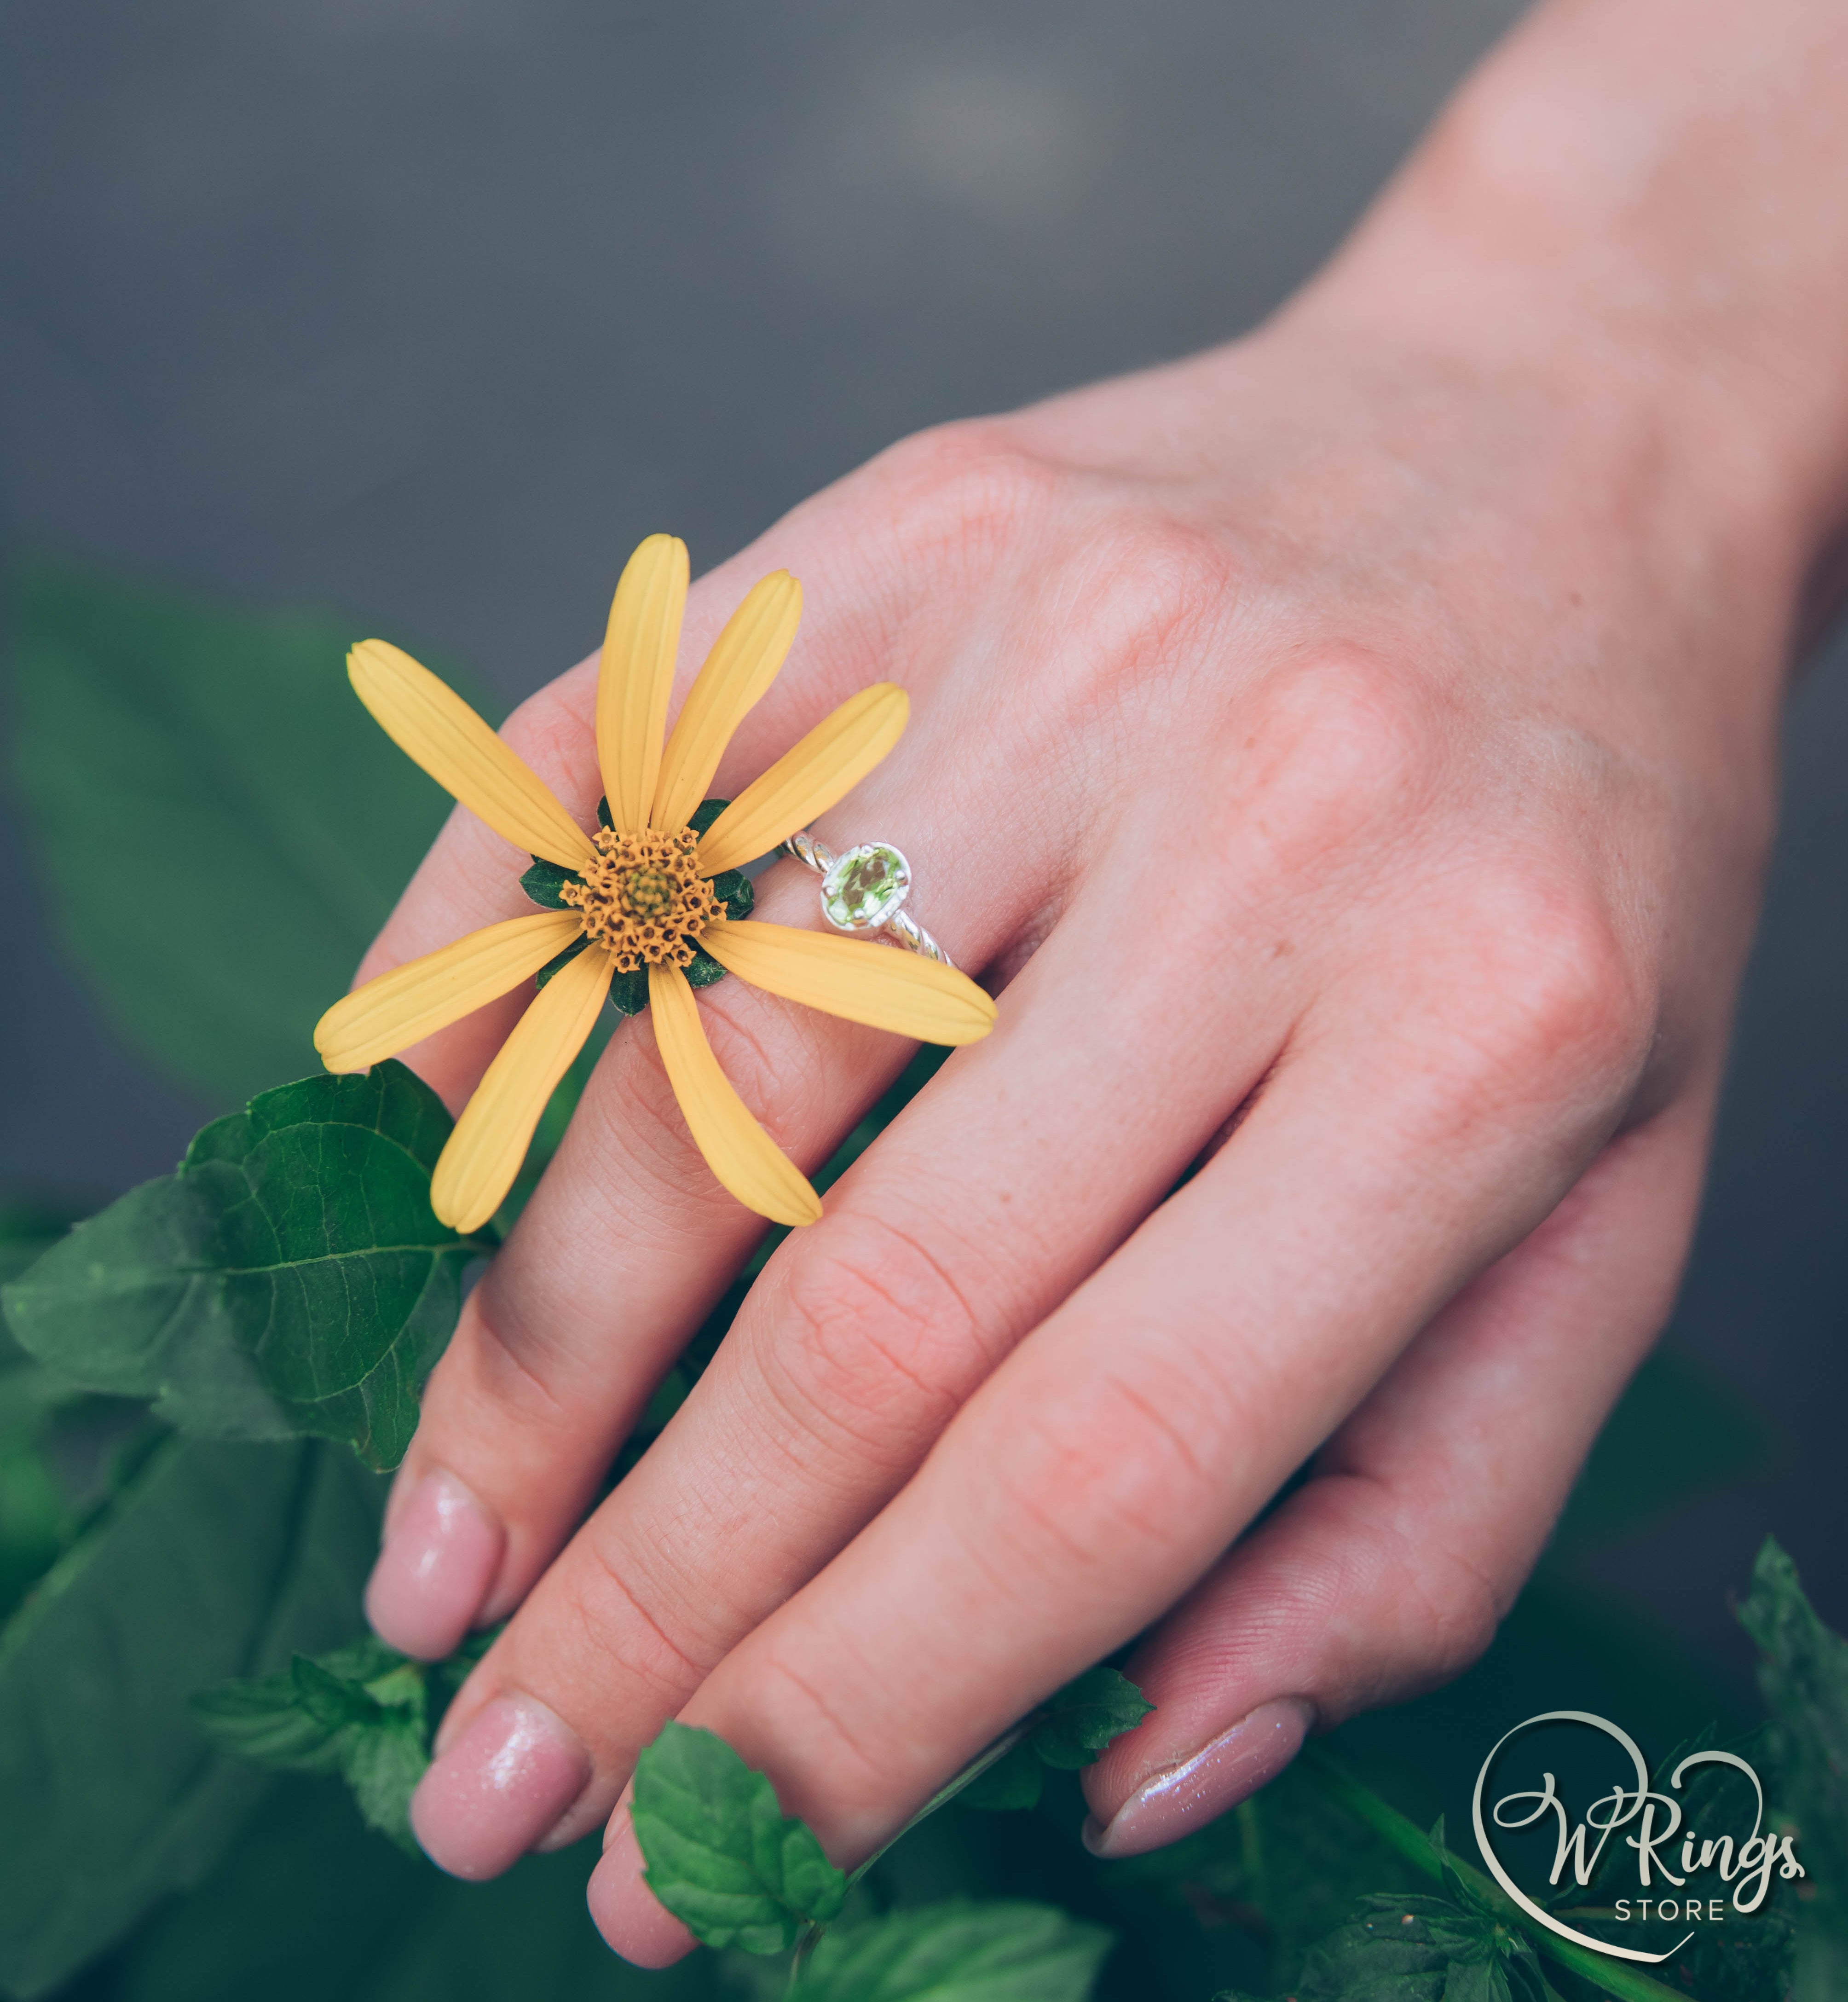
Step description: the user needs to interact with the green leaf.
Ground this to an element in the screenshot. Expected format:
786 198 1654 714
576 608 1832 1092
0 1435 381 1998
709 868 756 921
535 932 591 987
1738 1538 1848 1929
1029 1666 1154 1771
2 1063 476 1469
6 556 489 1105
195 1632 443 1853
794 1900 1112 2001
521 856 583 909
957 1739 1045 1812
630 1721 848 1954
609 966 651 1015
1232 1892 1519 2002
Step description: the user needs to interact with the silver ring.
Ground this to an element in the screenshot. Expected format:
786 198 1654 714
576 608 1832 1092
780 829 956 969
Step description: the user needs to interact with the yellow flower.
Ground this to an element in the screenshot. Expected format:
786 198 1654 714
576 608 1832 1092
314 535 996 1234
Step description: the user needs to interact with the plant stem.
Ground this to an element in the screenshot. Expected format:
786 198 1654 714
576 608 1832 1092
1302 1748 1695 2002
842 1717 1040 1892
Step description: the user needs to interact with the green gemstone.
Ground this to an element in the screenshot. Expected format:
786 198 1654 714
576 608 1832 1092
820 842 911 932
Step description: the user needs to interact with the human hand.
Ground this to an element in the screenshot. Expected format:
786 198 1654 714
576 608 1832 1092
347 0 1848 1964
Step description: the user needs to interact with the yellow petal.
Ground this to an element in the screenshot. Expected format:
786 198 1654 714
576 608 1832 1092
598 534 689 833
349 640 595 872
647 963 822 1227
696 683 908 876
652 570 802 832
429 943 613 1234
314 911 586 1073
700 920 994 1046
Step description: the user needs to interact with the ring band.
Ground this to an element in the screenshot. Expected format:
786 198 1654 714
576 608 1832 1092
780 829 956 969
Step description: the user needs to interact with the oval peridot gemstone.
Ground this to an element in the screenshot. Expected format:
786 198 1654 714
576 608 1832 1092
820 842 911 932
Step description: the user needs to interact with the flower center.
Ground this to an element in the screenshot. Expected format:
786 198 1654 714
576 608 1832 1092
563 826 723 974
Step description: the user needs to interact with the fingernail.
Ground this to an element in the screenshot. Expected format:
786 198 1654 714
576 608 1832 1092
1082 1697 1314 1859
410 1693 589 1880
365 1468 503 1661
588 1794 698 1968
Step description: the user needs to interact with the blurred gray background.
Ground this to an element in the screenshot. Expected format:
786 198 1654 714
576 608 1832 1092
2 0 1842 1698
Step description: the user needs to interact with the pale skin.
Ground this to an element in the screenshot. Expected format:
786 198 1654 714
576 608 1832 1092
352 0 1848 1963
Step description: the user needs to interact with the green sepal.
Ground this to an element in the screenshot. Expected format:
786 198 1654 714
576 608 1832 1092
520 856 582 910
709 867 755 921
686 948 728 989
534 934 589 989
687 796 730 837
597 794 615 830
608 967 651 1016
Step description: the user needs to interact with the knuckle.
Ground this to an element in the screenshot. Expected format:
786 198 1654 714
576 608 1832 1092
871 418 1059 570
762 1213 989 1460
556 1523 720 1696
749 1649 890 1817
976 1377 1214 1591
1051 515 1243 712
1429 862 1646 1098
693 989 832 1148
1219 647 1435 891
444 1286 572 1430
1388 1523 1502 1691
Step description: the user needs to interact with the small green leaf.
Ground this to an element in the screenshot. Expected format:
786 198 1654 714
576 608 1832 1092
609 966 651 1016
521 856 583 909
957 1738 1045 1812
630 1721 847 1954
794 1900 1111 2001
1029 1666 1154 1771
1256 1892 1509 2002
2 1064 475 1469
1738 1538 1848 1933
685 947 728 989
194 1628 492 1857
709 868 755 921
687 798 730 837
534 933 590 988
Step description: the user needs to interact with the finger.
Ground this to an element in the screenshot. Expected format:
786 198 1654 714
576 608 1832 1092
1079 1099 1712 1857
400 844 1306 1872
581 937 1646 1957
